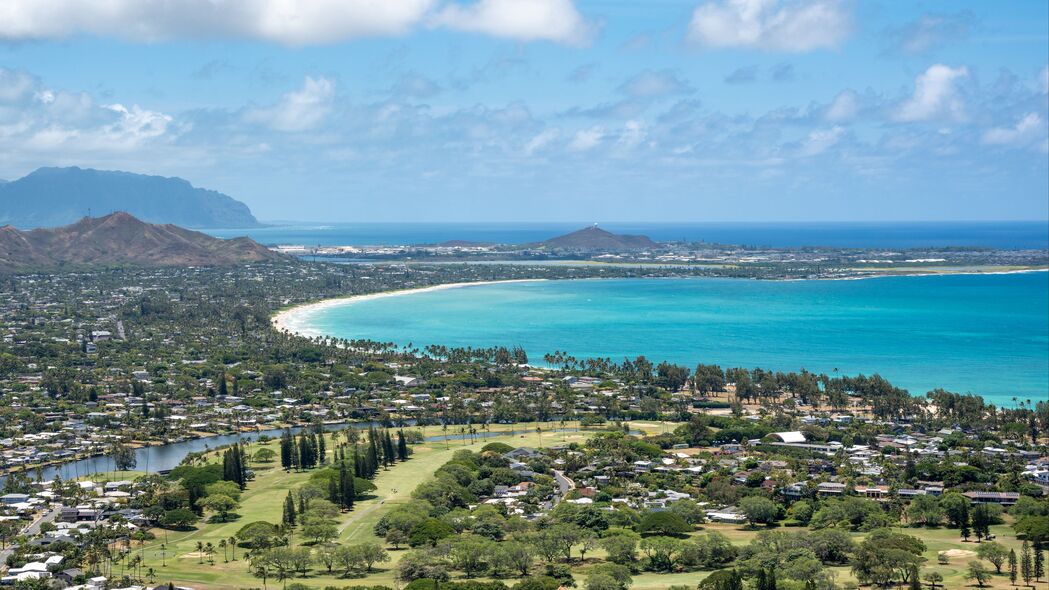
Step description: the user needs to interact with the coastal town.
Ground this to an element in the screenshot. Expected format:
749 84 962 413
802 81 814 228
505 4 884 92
271 226 1049 280
0 261 1041 590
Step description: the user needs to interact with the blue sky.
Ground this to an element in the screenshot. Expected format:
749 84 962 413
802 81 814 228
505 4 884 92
1 0 1047 222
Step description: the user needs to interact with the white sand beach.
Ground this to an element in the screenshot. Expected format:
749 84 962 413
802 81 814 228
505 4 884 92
271 279 546 338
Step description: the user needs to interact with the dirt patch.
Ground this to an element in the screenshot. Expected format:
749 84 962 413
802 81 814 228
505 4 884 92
940 549 977 559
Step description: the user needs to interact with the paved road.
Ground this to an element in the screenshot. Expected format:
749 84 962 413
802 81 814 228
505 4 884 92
0 506 60 566
552 469 575 503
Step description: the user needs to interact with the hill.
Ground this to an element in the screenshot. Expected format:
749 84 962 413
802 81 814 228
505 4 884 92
0 212 284 272
0 167 261 228
537 226 658 250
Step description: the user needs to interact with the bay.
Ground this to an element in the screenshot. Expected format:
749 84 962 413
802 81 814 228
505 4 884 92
297 273 1049 405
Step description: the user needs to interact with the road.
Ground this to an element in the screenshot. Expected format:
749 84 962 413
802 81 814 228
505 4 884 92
0 506 59 566
552 469 575 503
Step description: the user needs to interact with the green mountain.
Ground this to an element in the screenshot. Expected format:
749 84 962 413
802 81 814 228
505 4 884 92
537 226 658 250
0 167 260 228
0 212 283 272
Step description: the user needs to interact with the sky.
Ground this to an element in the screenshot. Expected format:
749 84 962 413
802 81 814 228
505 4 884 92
1 0 1047 222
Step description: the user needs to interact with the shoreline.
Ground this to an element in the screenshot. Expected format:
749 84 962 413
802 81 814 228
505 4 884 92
271 269 1048 335
271 279 547 337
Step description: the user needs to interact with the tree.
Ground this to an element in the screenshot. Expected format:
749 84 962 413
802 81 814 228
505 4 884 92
639 536 682 572
1021 541 1033 587
314 543 339 573
160 508 198 530
585 564 632 590
1035 548 1044 582
353 542 389 572
302 516 338 544
112 442 137 471
636 511 692 536
923 571 944 589
601 532 639 566
907 495 943 527
409 517 456 547
697 569 744 590
282 491 297 526
967 561 990 587
977 541 1009 574
450 535 492 577
739 496 779 527
1010 548 1018 586
237 521 281 551
851 529 926 587
197 493 238 522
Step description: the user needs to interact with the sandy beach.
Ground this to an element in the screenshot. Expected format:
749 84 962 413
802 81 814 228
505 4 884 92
271 279 546 337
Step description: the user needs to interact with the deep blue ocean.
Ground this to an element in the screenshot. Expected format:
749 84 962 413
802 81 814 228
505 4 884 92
286 273 1049 405
209 221 1049 250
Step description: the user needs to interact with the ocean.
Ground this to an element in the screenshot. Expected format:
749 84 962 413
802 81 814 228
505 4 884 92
207 221 1049 250
289 272 1049 405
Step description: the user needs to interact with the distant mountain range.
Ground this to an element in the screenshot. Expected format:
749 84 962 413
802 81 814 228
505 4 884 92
0 167 261 229
536 226 658 250
0 212 283 272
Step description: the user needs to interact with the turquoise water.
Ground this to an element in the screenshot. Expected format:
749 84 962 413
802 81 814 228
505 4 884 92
303 273 1049 404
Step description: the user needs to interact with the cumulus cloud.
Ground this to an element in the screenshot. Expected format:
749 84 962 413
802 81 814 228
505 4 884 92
0 66 175 158
431 0 593 45
687 0 851 52
982 113 1046 150
244 77 335 132
895 64 968 122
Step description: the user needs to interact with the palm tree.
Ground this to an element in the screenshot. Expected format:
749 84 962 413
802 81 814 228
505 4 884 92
219 539 228 562
229 537 237 561
196 541 204 564
205 542 215 565
147 568 156 584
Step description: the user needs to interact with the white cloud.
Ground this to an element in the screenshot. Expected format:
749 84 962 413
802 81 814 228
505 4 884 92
524 128 560 155
245 77 335 132
982 113 1045 149
687 0 851 52
799 125 844 156
433 0 593 45
0 0 435 44
1041 65 1049 95
568 126 604 151
615 120 647 150
895 64 968 122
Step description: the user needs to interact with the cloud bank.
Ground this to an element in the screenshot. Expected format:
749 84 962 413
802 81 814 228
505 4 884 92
0 0 592 45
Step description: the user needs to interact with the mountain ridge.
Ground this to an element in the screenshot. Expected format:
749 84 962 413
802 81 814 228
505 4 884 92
0 167 261 229
0 212 284 272
536 226 658 250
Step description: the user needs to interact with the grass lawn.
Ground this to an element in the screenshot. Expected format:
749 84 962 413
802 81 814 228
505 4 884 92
127 422 663 590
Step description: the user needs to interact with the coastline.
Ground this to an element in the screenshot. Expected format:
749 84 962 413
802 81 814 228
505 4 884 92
271 279 547 337
271 268 1048 335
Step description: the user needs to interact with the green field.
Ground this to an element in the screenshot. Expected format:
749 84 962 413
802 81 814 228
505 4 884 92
118 424 1032 590
129 423 621 589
